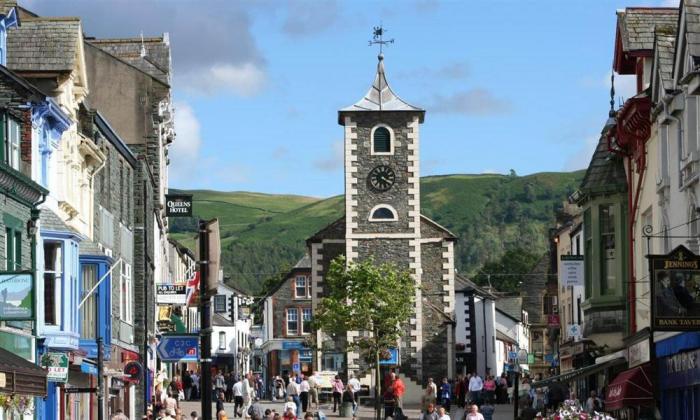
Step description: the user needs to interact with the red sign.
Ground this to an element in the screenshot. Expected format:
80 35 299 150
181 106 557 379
548 314 560 326
124 361 143 383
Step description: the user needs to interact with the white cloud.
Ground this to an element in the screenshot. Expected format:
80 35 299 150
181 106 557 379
313 140 344 172
170 101 202 186
564 136 598 171
180 62 266 97
429 89 512 116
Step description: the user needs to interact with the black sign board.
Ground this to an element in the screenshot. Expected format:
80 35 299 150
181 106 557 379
65 387 97 394
124 361 143 383
650 245 700 330
165 194 193 217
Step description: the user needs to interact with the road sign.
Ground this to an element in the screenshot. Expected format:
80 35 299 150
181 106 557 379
65 387 97 394
292 363 300 373
517 349 528 365
157 335 199 362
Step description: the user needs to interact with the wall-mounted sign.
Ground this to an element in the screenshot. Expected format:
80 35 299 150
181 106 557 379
650 245 700 331
124 361 143 383
628 339 650 368
156 284 187 305
517 349 529 365
559 255 584 287
165 194 193 217
566 324 582 341
0 273 33 320
41 352 69 383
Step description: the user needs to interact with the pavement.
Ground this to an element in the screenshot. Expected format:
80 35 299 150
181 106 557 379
179 399 516 420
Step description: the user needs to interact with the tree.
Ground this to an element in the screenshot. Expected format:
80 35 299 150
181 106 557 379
313 256 415 420
473 248 541 292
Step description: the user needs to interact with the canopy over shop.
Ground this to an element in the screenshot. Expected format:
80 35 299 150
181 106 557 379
0 347 47 396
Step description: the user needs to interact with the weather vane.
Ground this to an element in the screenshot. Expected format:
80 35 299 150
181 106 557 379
369 25 394 55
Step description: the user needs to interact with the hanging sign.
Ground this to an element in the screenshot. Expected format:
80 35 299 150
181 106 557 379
649 245 700 331
0 273 33 320
124 361 143 383
164 194 193 217
41 352 69 383
559 255 584 287
156 284 187 304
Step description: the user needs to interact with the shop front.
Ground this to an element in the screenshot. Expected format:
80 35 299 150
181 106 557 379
105 345 140 419
0 347 46 420
656 332 700 420
264 340 313 382
604 362 654 420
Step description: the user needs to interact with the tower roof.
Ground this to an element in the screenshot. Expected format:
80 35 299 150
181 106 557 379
339 54 424 123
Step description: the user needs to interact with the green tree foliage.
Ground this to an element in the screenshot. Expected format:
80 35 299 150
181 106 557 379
313 256 415 420
472 248 541 292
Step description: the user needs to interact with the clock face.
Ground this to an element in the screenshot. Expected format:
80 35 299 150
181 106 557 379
368 165 396 192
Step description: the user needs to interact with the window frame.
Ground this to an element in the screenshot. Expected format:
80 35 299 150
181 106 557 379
286 307 299 336
5 115 20 170
302 307 312 335
80 263 98 339
213 295 228 313
599 204 616 295
43 240 63 326
294 276 308 299
370 124 394 156
5 227 20 271
368 204 398 222
219 331 226 350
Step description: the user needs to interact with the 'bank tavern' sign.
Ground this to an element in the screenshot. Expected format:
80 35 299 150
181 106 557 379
649 245 700 331
165 194 193 217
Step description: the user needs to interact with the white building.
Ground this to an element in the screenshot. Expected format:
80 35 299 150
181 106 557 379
212 283 254 377
494 297 529 378
454 275 497 377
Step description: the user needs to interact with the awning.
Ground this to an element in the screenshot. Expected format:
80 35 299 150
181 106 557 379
0 347 47 397
605 363 653 410
496 330 517 345
531 357 626 388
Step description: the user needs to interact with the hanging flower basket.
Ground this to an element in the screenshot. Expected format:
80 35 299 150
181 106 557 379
543 400 615 420
0 393 35 416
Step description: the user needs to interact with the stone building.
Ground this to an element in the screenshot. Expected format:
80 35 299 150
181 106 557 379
307 54 457 400
261 255 313 383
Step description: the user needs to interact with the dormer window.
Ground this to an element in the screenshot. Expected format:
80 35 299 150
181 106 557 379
369 204 398 222
371 125 394 155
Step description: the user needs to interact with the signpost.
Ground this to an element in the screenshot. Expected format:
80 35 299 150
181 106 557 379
156 335 199 362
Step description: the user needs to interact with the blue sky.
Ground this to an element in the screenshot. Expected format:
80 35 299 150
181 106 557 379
26 0 674 197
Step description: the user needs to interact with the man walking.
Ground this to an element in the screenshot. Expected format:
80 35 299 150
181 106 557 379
233 377 245 417
348 373 361 402
286 373 301 419
468 371 483 405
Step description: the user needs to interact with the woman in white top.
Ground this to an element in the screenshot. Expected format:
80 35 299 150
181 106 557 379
463 404 484 420
299 376 310 412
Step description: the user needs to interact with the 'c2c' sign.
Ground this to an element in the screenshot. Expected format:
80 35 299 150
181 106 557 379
165 194 193 217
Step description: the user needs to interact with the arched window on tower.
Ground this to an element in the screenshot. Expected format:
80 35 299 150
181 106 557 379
369 204 398 222
372 125 392 154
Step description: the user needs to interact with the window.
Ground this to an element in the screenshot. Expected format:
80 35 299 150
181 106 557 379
286 308 299 335
120 263 132 324
600 205 616 294
80 264 98 339
584 209 592 299
120 224 133 262
295 276 308 298
687 96 698 158
5 227 20 271
99 207 114 249
214 295 227 313
44 241 63 325
302 308 312 334
369 204 398 222
543 295 557 315
219 332 226 350
659 125 669 184
3 116 20 170
372 125 392 154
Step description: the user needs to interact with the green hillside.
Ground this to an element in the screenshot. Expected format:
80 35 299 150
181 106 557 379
171 171 584 294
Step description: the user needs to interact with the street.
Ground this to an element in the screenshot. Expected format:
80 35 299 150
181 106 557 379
179 400 516 420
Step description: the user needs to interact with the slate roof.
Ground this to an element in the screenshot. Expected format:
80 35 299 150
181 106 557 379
578 133 627 198
39 208 80 237
340 55 423 117
7 18 81 72
88 37 170 85
617 7 678 52
293 254 311 269
454 273 496 299
681 0 700 59
495 296 522 322
213 313 236 327
79 239 103 256
655 32 677 92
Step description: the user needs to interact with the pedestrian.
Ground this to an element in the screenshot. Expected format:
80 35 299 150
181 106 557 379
234 377 245 417
191 371 200 400
496 374 507 404
248 400 265 419
392 374 405 409
244 372 256 418
437 406 450 420
283 406 297 420
342 384 357 418
284 396 297 416
455 375 464 407
427 378 437 400
217 391 226 415
382 386 396 419
287 374 302 418
300 375 310 412
164 391 178 415
439 378 451 409
226 373 236 402
585 390 601 413
480 400 495 420
183 371 193 401
483 376 496 404
468 372 483 405
218 410 229 420
419 403 438 420
331 375 344 413
421 385 436 412
111 408 129 420
215 371 226 396
462 404 484 420
348 373 361 402
190 411 199 420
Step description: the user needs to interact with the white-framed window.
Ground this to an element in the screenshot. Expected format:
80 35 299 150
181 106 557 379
368 204 398 222
286 308 299 336
371 124 394 155
219 331 226 350
214 295 227 313
43 241 63 325
80 264 98 339
5 115 20 170
4 227 20 271
99 207 114 249
295 276 308 298
120 262 132 324
302 308 312 335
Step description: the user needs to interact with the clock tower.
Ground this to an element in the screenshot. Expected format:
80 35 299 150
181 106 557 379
308 42 456 398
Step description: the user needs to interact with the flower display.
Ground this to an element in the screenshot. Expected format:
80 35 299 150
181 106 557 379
540 400 615 420
0 394 35 416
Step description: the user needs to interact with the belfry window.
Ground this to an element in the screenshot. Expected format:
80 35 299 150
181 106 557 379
372 126 392 154
369 204 398 222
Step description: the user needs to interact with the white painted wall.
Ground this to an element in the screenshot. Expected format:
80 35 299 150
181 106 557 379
473 296 497 377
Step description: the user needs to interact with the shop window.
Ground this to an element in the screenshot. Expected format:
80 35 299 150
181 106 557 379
302 308 312 334
44 241 63 325
287 308 299 335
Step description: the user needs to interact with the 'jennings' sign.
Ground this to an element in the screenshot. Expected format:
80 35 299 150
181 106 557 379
165 194 193 217
650 245 700 331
